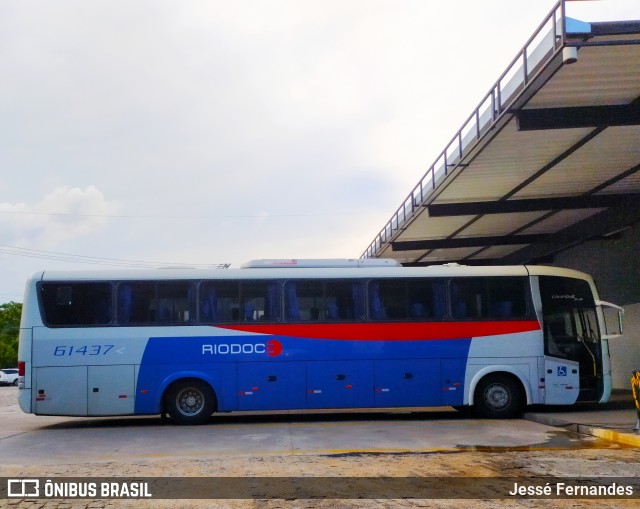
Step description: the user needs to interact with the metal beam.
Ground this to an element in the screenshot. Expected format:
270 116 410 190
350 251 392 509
427 193 639 217
392 227 628 252
589 20 640 36
392 234 548 251
501 200 640 264
516 103 640 131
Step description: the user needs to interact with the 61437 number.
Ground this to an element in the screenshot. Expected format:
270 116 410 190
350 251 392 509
54 345 114 356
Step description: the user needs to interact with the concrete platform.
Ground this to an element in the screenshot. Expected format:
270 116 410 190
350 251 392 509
525 390 640 447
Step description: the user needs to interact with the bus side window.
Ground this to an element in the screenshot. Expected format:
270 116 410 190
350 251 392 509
486 277 528 318
449 277 528 320
407 278 445 320
200 281 240 323
118 282 192 325
369 279 446 321
284 282 302 321
157 282 193 323
200 281 280 323
200 286 218 322
119 283 154 324
41 283 113 327
285 280 359 322
491 300 513 317
432 281 447 319
450 279 485 319
325 281 359 321
241 281 280 322
368 282 385 320
368 279 409 320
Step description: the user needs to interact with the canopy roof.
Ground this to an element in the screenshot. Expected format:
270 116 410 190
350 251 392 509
362 2 640 266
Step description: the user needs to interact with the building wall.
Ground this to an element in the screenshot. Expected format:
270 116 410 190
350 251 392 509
551 221 640 389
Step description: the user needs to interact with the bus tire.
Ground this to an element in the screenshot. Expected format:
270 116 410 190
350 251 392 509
473 374 524 419
165 379 216 425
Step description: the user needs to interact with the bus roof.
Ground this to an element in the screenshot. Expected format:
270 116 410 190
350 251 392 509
31 264 592 282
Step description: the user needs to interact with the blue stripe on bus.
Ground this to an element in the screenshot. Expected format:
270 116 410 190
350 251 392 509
134 334 472 414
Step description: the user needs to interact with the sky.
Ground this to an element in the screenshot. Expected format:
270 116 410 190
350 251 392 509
2 0 640 302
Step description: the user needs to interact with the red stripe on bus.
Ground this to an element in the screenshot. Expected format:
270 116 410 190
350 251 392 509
215 321 540 341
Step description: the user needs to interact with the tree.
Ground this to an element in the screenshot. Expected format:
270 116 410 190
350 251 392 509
0 301 22 367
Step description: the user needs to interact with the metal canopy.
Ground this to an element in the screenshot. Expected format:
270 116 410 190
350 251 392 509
361 1 640 266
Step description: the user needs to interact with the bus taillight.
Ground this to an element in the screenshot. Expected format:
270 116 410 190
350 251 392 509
18 361 25 388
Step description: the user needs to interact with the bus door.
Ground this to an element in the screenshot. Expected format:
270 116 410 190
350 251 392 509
543 357 579 405
539 276 603 404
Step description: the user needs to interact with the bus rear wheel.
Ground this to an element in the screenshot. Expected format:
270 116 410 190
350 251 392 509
474 374 524 419
165 379 216 425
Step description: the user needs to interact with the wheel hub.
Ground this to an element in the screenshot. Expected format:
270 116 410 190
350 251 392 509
178 389 203 415
486 385 509 409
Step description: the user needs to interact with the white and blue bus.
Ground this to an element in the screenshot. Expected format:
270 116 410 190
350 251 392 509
17 260 623 424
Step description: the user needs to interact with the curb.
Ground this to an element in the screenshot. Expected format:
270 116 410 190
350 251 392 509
524 412 640 447
577 424 640 447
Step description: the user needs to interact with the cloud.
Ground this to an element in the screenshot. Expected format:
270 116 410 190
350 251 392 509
0 186 121 249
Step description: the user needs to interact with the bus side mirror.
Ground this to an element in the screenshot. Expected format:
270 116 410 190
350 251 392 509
596 300 624 339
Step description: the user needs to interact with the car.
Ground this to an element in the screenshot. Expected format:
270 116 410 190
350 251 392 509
0 368 19 386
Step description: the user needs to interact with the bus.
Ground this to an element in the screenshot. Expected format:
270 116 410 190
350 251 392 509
17 259 624 424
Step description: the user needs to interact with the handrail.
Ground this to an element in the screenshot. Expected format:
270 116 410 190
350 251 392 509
361 0 566 259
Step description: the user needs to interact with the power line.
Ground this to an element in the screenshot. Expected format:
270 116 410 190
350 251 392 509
0 210 351 219
0 245 229 269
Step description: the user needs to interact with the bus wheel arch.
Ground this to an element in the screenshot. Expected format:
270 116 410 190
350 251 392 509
472 372 526 419
163 378 217 425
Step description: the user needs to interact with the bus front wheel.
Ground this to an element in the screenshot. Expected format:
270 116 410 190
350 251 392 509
165 379 216 425
474 374 524 419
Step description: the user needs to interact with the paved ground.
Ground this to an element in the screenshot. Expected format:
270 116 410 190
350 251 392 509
525 390 640 446
1 387 639 509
